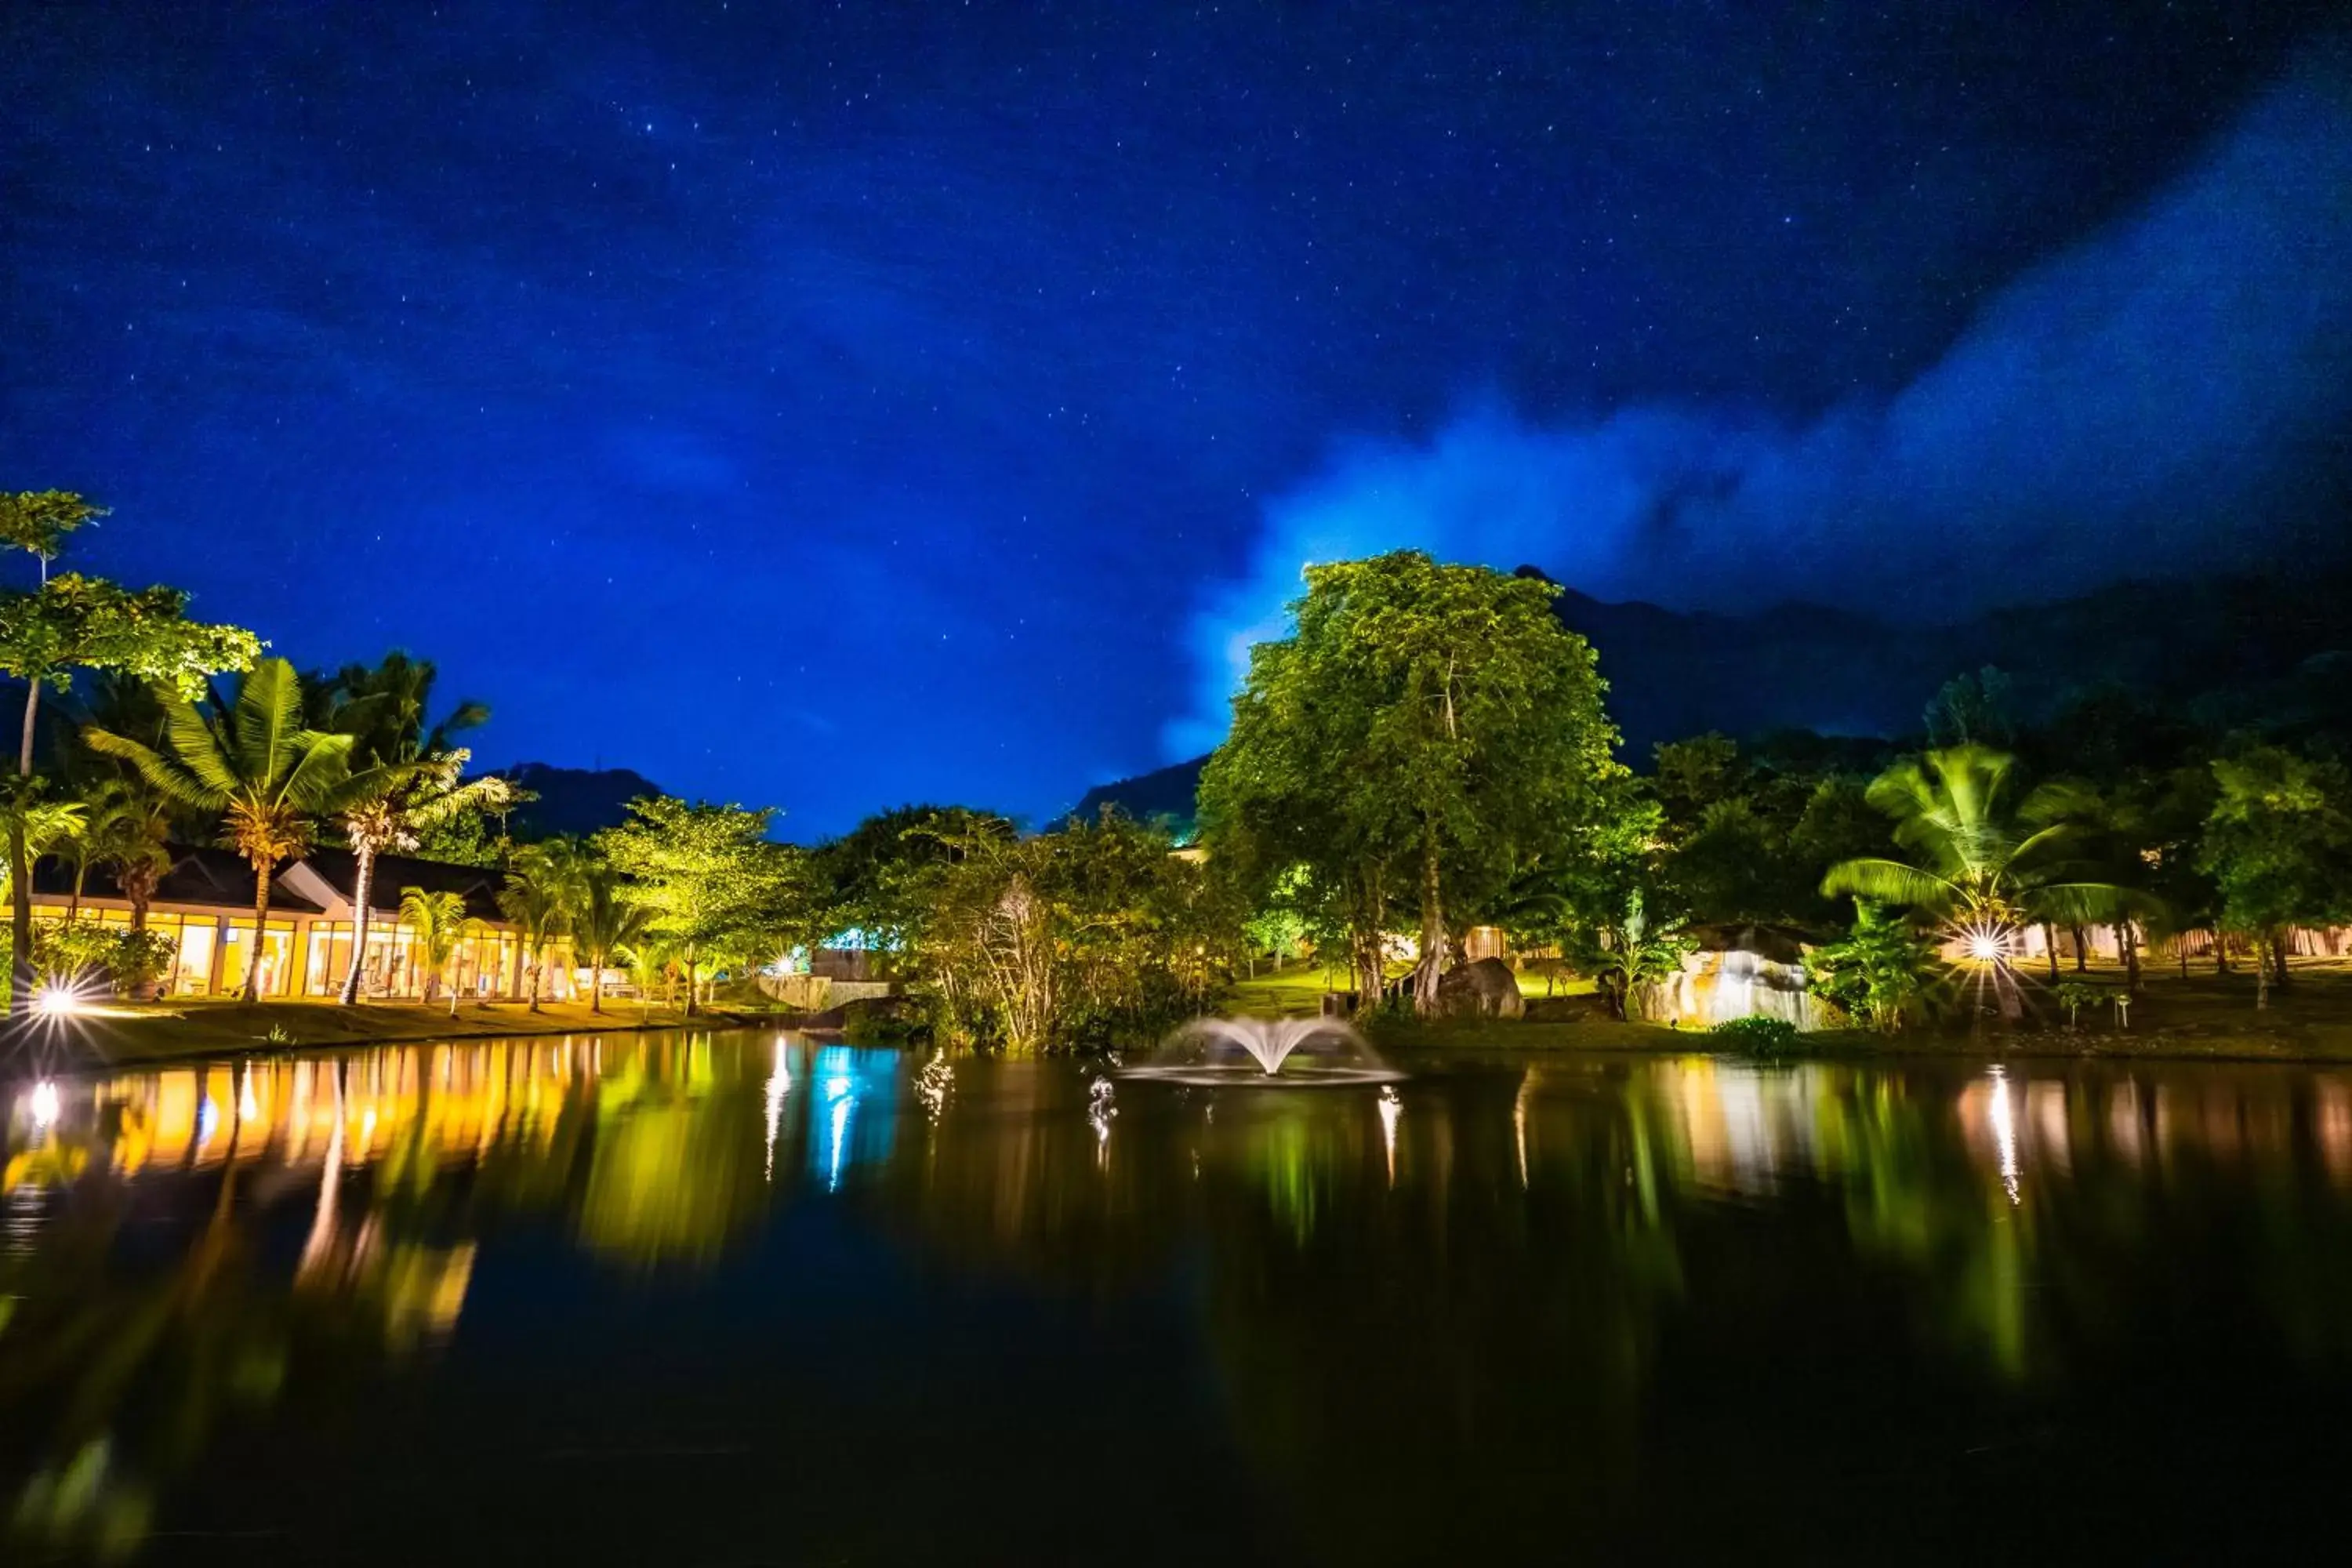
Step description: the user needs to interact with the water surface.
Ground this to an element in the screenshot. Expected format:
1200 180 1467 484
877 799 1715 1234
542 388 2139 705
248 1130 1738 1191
5 1032 2352 1563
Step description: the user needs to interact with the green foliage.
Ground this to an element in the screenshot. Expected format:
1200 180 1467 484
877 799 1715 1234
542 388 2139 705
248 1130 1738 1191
2199 746 2352 942
1711 1014 1798 1055
2053 978 2114 1029
1923 666 2016 750
902 808 1239 1051
0 574 259 701
30 920 174 994
307 649 488 766
400 887 472 1004
0 490 107 563
562 858 649 1010
593 796 814 1007
1652 732 1742 829
811 804 1014 962
1201 550 1617 1011
1809 900 1941 1033
1822 745 2148 935
83 659 354 851
1563 885 1694 1022
82 658 357 1000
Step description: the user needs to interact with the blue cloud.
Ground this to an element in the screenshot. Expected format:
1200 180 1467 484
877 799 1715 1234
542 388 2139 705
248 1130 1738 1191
1175 54 2352 756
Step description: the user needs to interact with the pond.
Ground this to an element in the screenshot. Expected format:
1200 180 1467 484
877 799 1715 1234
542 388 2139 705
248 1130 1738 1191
4 1031 2351 1563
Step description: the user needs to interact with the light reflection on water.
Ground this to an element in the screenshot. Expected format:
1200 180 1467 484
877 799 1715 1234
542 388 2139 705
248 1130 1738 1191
5 1036 2352 1562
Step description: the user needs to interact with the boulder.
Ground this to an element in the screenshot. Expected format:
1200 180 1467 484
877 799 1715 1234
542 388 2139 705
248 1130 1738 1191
1523 993 1605 1024
1435 957 1525 1020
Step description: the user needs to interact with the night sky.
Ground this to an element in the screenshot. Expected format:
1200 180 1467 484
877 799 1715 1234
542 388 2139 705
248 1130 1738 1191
5 4 2347 837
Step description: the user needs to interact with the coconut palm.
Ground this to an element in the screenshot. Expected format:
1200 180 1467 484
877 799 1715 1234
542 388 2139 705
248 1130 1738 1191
83 659 356 1001
566 860 648 1014
334 752 514 1004
497 845 572 1012
1822 745 2149 958
81 777 176 997
398 886 472 1015
308 650 488 765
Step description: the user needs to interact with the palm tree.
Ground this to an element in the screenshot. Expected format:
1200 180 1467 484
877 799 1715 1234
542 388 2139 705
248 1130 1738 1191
1822 745 2149 966
309 650 488 764
334 751 514 1004
564 860 648 1014
78 777 177 1000
84 659 355 1002
497 844 572 1012
0 779 85 1013
398 887 471 1015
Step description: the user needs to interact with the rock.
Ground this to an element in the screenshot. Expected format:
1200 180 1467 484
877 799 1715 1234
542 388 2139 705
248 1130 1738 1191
1435 956 1525 1020
1523 993 1604 1024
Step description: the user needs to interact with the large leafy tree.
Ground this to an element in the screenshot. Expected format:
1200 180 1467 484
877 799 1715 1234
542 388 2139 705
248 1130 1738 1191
84 659 358 1001
0 576 260 777
2198 746 2352 1007
1200 552 1616 1014
0 576 263 1007
593 797 810 1015
812 804 1014 964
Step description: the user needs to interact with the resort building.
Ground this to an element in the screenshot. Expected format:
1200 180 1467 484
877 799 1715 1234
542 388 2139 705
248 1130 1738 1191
28 846 579 1002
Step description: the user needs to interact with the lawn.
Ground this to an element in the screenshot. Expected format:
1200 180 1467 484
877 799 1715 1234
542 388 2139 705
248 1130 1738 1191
1225 961 1594 1018
15 995 703 1071
1232 953 2352 1064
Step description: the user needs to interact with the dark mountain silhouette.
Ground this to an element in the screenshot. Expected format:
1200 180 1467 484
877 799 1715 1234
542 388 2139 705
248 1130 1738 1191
500 762 662 840
1069 758 1206 833
1076 565 2352 829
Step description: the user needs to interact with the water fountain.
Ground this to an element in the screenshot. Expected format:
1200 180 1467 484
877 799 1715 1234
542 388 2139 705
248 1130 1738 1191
1120 1017 1404 1087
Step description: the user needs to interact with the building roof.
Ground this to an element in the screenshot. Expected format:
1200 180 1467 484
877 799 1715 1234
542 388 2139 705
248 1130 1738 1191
298 847 510 921
33 844 510 921
32 845 329 916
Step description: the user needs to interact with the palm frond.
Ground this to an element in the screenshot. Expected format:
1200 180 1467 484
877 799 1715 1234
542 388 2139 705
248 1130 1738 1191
1821 856 1959 911
274 730 355 809
232 659 303 777
82 724 220 810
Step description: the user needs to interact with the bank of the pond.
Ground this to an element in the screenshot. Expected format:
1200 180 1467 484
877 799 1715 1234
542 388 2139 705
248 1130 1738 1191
2 996 743 1071
1366 1014 2352 1065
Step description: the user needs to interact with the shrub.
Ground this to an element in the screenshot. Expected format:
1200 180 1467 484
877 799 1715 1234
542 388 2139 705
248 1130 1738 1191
2053 979 2114 1030
1712 1014 1800 1055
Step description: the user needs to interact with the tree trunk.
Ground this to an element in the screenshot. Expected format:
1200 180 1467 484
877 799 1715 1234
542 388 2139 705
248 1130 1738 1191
528 940 543 1012
683 955 699 1017
2118 921 2140 993
2271 931 2291 991
245 862 274 1004
2042 923 2060 981
129 883 157 1002
338 841 376 1004
67 861 84 922
17 680 39 779
589 947 603 1014
2212 927 2230 975
2255 927 2273 1010
1412 829 1444 1016
2071 926 2089 973
8 818 31 1017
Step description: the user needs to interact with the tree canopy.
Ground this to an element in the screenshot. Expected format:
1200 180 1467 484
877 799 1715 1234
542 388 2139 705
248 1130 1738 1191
1200 550 1617 1012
